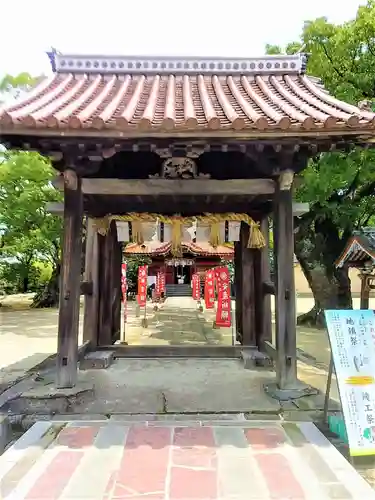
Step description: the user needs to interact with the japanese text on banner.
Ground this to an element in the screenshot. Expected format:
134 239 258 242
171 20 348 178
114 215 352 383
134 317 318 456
137 265 148 307
215 266 231 327
204 270 215 309
325 309 375 457
192 273 201 300
121 263 127 323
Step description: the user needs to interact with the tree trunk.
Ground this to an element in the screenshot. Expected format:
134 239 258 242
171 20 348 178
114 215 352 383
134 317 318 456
31 263 60 308
22 276 29 293
294 214 352 328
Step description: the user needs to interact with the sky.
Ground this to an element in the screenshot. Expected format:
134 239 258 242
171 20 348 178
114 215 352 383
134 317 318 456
0 0 367 77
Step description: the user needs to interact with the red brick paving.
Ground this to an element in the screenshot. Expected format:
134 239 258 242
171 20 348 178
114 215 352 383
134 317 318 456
56 425 100 448
25 451 84 499
111 426 171 499
5 422 372 499
244 427 286 450
170 427 217 499
255 453 306 499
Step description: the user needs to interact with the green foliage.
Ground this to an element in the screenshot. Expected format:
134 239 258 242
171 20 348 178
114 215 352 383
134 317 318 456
0 150 62 293
124 255 152 293
267 0 375 251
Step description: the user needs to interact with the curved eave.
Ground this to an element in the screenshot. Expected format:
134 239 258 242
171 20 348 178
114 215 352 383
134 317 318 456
335 237 375 268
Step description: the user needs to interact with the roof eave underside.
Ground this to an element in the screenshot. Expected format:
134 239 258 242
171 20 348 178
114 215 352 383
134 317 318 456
335 237 375 268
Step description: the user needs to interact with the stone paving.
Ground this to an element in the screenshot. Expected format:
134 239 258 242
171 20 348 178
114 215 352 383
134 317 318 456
1 419 374 500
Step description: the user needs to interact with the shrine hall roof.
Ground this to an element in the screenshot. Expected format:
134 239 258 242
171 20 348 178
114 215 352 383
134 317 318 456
1 52 375 137
124 241 234 257
336 229 375 269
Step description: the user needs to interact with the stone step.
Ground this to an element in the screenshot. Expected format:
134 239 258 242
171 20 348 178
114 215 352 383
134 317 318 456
102 345 243 358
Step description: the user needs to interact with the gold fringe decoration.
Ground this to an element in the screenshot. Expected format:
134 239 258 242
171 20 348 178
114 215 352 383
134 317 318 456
94 212 266 249
171 218 183 256
209 222 220 247
131 221 144 245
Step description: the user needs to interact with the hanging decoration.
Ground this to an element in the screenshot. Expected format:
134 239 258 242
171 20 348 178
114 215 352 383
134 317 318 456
96 213 265 255
204 270 215 309
137 265 148 308
215 266 231 328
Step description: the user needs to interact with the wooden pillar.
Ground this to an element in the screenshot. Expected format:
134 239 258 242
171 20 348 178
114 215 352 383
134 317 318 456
240 222 256 347
97 222 122 345
234 241 243 343
56 169 83 389
254 217 272 349
83 218 99 346
359 272 370 309
273 183 297 389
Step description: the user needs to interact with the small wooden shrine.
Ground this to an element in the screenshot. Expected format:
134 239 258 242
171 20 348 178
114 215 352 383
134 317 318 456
1 50 374 395
336 229 375 309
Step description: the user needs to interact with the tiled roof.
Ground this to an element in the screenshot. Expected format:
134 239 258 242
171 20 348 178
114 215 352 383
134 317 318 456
335 228 375 268
1 52 374 135
124 241 234 257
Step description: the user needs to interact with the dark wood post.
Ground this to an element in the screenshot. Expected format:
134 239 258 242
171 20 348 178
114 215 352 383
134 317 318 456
273 179 298 389
234 241 243 343
240 222 256 347
56 169 83 389
254 217 272 349
83 218 99 346
359 272 370 309
98 222 122 345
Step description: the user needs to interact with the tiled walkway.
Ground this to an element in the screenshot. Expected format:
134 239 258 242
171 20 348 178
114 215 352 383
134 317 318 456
1 420 374 499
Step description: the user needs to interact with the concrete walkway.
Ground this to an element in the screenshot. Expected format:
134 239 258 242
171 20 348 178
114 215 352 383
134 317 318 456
1 419 374 499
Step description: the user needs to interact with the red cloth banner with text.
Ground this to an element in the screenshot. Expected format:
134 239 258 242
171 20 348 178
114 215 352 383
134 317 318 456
192 273 201 300
204 270 215 309
215 266 231 327
156 271 166 297
121 263 127 323
137 265 148 307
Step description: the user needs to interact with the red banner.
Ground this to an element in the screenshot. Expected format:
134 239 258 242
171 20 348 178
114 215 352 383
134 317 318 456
155 271 166 297
192 273 200 300
204 270 215 309
215 266 231 327
121 263 127 323
137 265 148 307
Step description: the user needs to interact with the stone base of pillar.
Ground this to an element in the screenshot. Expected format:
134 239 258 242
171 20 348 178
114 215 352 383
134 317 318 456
264 381 319 402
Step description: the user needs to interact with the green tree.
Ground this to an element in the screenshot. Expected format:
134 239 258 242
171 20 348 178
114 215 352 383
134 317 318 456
0 150 63 303
267 1 375 325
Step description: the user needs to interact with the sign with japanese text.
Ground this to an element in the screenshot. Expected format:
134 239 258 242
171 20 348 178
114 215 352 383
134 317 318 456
137 265 148 307
215 266 231 327
192 273 201 300
155 271 166 298
204 270 215 309
325 309 375 456
121 263 127 323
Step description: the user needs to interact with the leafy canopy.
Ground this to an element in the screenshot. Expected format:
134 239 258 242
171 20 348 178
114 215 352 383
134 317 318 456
267 0 375 239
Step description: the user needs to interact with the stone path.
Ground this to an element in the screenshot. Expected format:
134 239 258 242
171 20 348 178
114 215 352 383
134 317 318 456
1 419 374 499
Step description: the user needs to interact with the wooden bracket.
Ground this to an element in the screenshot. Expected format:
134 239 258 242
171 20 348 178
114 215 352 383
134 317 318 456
279 170 294 190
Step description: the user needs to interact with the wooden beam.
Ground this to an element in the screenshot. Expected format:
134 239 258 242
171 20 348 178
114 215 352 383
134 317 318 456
56 169 83 389
52 177 275 196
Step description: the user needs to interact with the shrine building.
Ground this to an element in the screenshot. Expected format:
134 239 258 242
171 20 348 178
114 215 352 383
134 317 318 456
1 50 374 398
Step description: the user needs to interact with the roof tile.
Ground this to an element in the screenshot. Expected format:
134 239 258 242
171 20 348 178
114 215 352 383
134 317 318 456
1 53 374 134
